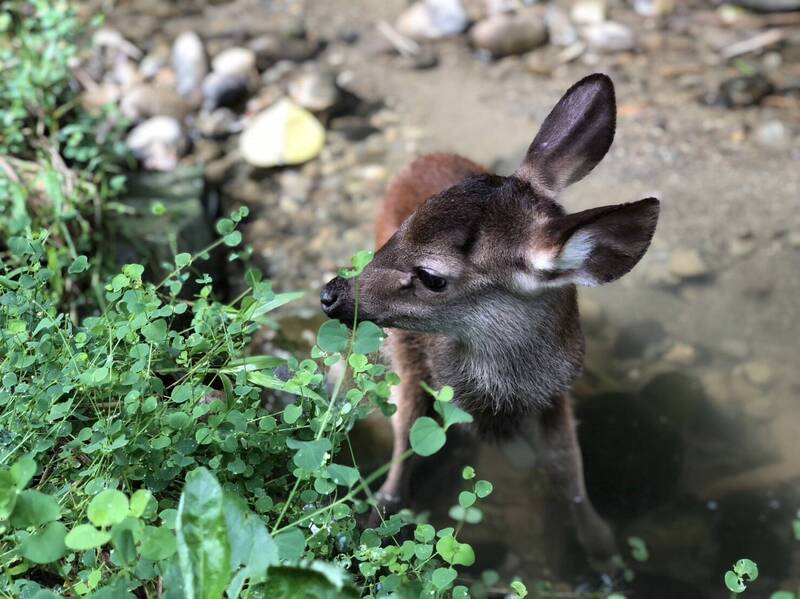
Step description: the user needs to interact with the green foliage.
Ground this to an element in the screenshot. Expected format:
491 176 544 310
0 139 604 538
725 558 759 594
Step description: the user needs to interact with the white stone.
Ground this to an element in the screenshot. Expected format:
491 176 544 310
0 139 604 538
240 99 326 167
211 47 257 78
396 0 469 40
584 21 635 53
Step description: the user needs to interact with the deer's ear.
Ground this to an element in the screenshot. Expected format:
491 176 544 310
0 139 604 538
521 198 659 288
515 73 616 197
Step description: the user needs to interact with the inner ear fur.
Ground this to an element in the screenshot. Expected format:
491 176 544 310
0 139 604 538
541 198 660 286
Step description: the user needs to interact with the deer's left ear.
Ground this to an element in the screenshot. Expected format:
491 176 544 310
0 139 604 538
521 198 659 288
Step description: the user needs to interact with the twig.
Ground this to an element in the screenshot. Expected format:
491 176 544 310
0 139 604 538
720 28 785 60
0 157 20 184
376 20 420 57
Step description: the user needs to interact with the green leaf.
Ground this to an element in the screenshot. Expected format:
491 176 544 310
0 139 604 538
458 491 476 508
409 417 446 457
436 535 475 566
510 580 529 598
734 558 759 582
19 521 67 564
462 466 475 480
0 473 17 519
353 321 383 354
111 517 141 565
11 456 36 488
326 464 359 488
338 249 374 279
283 403 302 425
434 401 473 430
141 525 177 561
176 468 231 599
347 353 369 373
474 480 493 498
142 319 168 343
431 567 457 590
88 489 129 527
223 231 242 247
725 570 746 593
65 524 111 550
250 563 357 597
627 536 649 562
274 528 306 562
129 489 154 518
175 253 192 268
286 438 331 471
68 255 90 274
414 524 435 543
317 320 349 353
10 490 61 527
770 593 797 599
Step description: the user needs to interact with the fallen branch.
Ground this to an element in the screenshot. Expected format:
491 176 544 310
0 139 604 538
720 28 785 60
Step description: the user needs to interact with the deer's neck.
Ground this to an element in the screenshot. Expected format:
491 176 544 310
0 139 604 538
428 286 584 431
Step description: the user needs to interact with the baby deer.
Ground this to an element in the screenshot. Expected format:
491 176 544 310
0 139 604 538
321 74 659 566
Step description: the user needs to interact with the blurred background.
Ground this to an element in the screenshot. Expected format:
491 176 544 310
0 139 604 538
75 0 799 597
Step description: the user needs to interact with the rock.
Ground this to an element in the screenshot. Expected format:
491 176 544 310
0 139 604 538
211 47 257 79
545 7 578 47
139 46 170 80
126 116 187 171
668 249 708 280
663 342 697 366
631 0 675 17
396 0 469 40
196 107 240 138
120 84 191 121
240 98 325 168
719 339 749 360
730 0 800 12
571 0 606 25
739 361 774 387
613 320 667 360
469 10 549 58
584 21 635 52
714 74 773 108
728 237 756 258
753 120 792 151
399 44 440 70
248 34 321 69
171 31 207 103
202 72 250 111
288 69 340 113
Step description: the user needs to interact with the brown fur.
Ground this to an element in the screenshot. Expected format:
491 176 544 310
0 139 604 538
375 153 485 248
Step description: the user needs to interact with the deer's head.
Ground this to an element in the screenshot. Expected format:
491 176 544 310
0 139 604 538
321 74 659 334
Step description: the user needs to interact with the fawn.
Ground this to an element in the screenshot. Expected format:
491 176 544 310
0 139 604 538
320 74 659 566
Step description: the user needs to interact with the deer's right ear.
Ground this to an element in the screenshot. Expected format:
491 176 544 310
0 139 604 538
515 73 616 197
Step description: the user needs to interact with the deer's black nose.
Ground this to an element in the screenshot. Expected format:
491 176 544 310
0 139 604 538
320 282 339 312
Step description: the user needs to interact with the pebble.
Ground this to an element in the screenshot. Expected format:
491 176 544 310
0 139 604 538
752 120 792 151
211 47 257 79
196 107 240 138
728 237 756 258
663 342 697 366
719 339 750 360
469 10 549 58
288 69 340 113
126 116 187 171
583 22 636 52
240 98 326 168
632 0 675 17
396 0 470 40
613 320 667 359
714 74 773 108
739 361 775 387
201 72 250 111
668 249 708 280
571 0 606 25
120 84 191 121
545 7 578 47
248 34 321 69
171 31 207 103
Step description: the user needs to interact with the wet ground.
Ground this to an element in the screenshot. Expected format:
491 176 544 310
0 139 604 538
96 0 800 596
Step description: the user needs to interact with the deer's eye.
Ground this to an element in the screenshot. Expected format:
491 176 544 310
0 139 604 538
415 268 447 292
